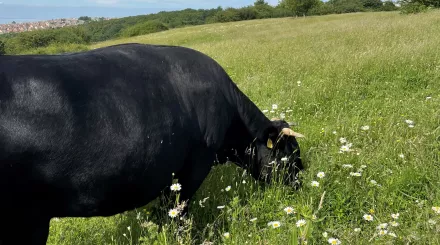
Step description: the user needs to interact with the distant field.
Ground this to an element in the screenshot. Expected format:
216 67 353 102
48 11 440 244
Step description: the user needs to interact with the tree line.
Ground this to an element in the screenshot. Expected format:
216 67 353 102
0 0 436 55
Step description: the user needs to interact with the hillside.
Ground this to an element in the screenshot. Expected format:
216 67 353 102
48 11 440 244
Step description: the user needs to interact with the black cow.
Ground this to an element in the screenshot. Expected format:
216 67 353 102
0 43 304 245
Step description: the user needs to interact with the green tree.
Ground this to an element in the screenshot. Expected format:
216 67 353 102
120 20 168 37
360 0 383 9
327 0 365 13
78 16 92 21
0 40 5 55
381 1 398 10
280 0 321 16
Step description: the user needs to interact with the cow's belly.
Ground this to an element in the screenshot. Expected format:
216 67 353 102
38 134 192 218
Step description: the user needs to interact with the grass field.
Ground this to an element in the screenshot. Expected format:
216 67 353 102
47 11 440 244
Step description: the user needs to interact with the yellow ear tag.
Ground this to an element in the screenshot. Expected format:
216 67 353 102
267 139 273 149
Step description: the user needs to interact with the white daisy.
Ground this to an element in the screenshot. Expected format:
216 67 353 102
391 213 399 219
361 125 370 131
267 221 281 228
168 208 179 218
225 186 231 192
284 206 295 214
223 232 230 238
170 183 182 191
432 206 440 214
363 214 374 221
376 223 388 230
311 181 320 187
350 172 362 177
296 219 306 227
354 228 361 232
317 172 325 178
272 104 278 110
328 238 341 245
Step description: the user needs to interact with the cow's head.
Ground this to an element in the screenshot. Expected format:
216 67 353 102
249 118 304 187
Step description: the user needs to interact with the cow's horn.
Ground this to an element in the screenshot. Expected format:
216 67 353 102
282 128 305 138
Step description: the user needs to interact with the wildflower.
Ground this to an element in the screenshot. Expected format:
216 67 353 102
170 183 182 191
428 219 437 225
361 125 370 131
280 113 286 119
123 233 127 237
311 181 320 187
370 179 378 186
297 81 302 86
268 221 281 228
378 229 388 236
339 137 347 144
250 217 257 222
272 104 278 110
342 164 353 169
363 214 374 221
426 96 432 100
340 145 351 152
225 186 231 192
317 172 325 179
360 165 367 169
217 205 225 209
201 241 214 245
350 172 362 177
391 213 399 219
432 206 440 214
405 119 414 125
390 221 399 227
284 206 295 214
242 180 246 184
127 226 131 231
388 232 397 238
376 223 388 230
296 219 306 227
199 197 209 207
328 238 341 245
223 232 230 238
332 131 337 135
322 232 328 238
262 109 269 113
354 228 361 232
168 208 179 218
281 157 288 162
270 110 275 113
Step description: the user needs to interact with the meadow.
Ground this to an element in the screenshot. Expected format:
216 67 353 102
47 11 440 244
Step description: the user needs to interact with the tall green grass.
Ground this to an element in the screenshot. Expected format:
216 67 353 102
47 11 440 244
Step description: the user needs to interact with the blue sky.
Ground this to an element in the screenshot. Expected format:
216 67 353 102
0 0 280 8
0 0 281 23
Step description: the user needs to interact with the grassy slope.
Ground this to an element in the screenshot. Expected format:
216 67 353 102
48 11 440 244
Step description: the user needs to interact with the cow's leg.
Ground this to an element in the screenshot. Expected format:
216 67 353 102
173 146 215 213
0 215 50 245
